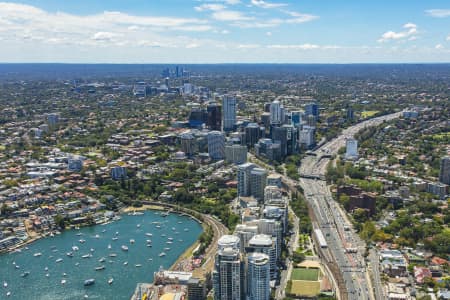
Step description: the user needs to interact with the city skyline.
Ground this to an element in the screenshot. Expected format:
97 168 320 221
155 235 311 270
1 0 450 63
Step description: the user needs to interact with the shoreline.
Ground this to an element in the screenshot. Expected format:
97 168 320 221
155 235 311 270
2 204 204 256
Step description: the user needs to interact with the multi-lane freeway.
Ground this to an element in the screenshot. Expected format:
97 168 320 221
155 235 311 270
298 112 401 300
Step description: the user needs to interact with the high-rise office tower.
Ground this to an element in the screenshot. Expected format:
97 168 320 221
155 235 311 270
223 95 237 132
250 168 267 200
255 139 282 162
272 125 298 157
180 132 196 156
237 163 256 197
439 156 450 185
189 107 207 128
246 253 270 300
269 100 282 126
305 102 319 119
207 102 222 131
47 113 60 127
291 111 302 127
208 131 225 160
244 123 264 148
346 106 354 121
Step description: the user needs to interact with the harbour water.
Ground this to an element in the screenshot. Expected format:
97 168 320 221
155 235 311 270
0 210 202 299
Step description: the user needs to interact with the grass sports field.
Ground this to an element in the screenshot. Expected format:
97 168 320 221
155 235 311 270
291 267 319 281
361 110 379 118
290 280 321 296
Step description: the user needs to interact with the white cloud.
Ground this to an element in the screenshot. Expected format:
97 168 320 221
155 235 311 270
435 44 444 49
212 10 253 21
251 0 287 9
225 0 241 4
447 35 450 41
233 18 281 28
237 44 260 49
425 9 450 18
185 43 200 48
195 4 226 12
266 31 272 36
221 29 230 34
0 2 212 42
281 10 319 23
267 44 319 50
91 32 119 41
378 23 418 42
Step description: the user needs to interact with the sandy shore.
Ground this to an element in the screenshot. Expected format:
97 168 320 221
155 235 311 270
121 204 166 213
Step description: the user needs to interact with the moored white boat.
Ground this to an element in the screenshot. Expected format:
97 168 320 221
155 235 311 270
84 278 95 286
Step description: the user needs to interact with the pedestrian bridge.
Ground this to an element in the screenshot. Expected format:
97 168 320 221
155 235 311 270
299 174 326 181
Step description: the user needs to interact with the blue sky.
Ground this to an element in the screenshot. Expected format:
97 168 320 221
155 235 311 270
1 0 450 63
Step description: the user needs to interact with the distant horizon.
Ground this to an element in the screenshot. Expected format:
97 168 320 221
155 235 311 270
1 1 450 63
1 62 450 65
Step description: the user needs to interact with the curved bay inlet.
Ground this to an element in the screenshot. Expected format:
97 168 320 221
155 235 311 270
0 210 202 299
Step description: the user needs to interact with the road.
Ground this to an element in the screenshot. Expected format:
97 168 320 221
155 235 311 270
298 112 401 300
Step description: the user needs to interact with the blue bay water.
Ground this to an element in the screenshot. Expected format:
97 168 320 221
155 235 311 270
0 211 202 299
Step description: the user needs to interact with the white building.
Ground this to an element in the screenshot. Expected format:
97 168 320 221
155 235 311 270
213 247 243 300
222 95 237 132
218 235 241 251
247 252 270 300
299 128 315 148
207 131 225 160
247 234 277 280
234 224 258 253
250 219 283 260
345 138 358 159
